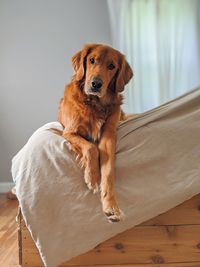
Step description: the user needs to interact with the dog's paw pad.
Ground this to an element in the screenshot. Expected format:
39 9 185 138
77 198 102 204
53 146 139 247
108 215 121 223
104 208 122 223
105 211 114 217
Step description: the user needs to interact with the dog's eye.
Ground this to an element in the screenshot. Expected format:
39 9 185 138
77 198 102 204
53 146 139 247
108 63 115 70
90 58 95 64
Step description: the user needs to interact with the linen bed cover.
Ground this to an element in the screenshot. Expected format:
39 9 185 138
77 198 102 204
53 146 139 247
12 87 200 267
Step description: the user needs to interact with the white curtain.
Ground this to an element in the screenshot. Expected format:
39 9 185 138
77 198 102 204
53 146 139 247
107 0 200 113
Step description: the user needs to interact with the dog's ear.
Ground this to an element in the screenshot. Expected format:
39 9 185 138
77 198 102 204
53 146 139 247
71 48 88 81
116 55 133 92
71 44 98 81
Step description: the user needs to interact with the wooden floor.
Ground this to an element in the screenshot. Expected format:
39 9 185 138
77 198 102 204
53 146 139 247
0 193 19 267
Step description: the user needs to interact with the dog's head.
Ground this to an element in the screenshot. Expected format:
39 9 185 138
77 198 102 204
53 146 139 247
71 44 133 98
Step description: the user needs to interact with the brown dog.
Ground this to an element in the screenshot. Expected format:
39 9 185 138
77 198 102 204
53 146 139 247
58 44 133 222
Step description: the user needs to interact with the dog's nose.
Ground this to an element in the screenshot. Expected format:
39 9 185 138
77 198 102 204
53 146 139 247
91 77 103 91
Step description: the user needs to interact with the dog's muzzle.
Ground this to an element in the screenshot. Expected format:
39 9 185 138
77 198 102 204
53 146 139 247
90 77 103 92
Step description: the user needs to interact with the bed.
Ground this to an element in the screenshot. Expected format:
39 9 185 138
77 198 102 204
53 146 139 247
13 87 200 267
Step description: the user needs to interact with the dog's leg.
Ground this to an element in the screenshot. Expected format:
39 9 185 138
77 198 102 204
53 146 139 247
98 107 121 222
63 132 100 193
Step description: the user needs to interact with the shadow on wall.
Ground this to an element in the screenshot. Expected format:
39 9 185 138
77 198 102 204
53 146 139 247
0 0 112 184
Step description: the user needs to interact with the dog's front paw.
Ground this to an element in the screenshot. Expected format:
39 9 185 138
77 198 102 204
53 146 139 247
103 199 122 223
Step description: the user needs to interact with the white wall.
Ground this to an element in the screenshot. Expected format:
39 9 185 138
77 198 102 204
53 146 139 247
0 0 112 183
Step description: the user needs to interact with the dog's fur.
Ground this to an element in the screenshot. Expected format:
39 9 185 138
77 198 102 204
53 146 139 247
58 44 133 222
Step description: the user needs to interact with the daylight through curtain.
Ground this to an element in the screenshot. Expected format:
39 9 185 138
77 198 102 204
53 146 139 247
108 0 200 112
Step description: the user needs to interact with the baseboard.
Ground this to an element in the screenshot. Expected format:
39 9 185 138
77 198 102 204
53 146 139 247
0 182 15 193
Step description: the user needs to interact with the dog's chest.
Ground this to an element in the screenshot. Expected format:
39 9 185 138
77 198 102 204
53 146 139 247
76 98 114 144
88 117 104 143
81 106 110 143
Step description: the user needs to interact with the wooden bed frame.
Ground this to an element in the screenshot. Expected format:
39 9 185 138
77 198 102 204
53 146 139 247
17 194 200 267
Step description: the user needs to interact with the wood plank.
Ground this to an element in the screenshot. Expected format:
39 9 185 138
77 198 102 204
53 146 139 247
143 194 200 226
21 223 200 266
61 264 200 267
19 263 200 267
0 194 19 267
61 225 200 265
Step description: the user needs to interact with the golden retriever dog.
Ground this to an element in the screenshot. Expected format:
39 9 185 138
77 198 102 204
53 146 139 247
58 44 133 222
